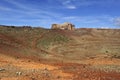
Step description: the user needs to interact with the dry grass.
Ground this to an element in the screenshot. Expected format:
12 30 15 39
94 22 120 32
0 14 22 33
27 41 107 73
0 26 120 78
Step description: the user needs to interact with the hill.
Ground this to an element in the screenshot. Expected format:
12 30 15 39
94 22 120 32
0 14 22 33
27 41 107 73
0 26 120 80
0 26 120 61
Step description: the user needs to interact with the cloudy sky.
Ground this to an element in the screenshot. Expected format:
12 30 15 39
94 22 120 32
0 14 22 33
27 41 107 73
0 0 120 28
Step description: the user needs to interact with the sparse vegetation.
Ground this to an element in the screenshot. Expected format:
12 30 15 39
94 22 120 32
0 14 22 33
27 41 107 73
36 31 70 49
0 26 120 80
90 64 120 73
111 54 120 59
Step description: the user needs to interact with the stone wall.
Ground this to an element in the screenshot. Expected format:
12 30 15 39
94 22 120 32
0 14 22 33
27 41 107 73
51 22 75 30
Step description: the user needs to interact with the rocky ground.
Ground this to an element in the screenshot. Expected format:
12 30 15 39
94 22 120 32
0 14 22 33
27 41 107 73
0 53 120 80
0 54 73 80
0 26 120 80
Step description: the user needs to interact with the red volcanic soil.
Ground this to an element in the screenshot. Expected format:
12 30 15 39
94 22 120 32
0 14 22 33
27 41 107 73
0 27 120 80
0 53 120 80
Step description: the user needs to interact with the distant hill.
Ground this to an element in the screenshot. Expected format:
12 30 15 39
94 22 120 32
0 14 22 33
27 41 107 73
0 26 120 62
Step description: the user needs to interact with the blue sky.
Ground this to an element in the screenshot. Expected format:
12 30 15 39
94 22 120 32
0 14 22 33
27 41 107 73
0 0 120 28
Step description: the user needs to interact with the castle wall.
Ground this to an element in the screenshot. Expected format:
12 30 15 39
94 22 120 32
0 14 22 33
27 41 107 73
51 23 75 30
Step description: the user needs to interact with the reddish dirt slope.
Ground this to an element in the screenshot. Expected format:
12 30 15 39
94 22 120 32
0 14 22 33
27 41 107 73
0 26 120 80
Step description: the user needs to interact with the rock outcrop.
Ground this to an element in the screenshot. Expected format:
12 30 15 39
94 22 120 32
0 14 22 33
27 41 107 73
51 22 75 30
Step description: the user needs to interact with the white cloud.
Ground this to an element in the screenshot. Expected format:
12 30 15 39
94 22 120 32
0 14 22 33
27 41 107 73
66 5 76 9
0 0 64 28
100 26 110 29
62 16 77 19
114 17 120 26
62 15 112 23
4 0 29 10
0 6 11 11
62 0 71 5
59 0 77 9
59 0 118 9
61 15 116 28
3 0 62 18
59 0 116 9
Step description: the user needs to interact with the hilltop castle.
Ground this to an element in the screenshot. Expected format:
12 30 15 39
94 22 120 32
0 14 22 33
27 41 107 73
51 22 75 30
